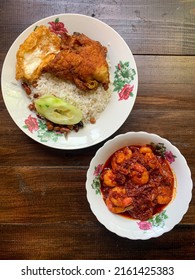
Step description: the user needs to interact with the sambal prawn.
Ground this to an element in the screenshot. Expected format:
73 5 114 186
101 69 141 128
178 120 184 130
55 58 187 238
100 144 175 221
105 187 133 214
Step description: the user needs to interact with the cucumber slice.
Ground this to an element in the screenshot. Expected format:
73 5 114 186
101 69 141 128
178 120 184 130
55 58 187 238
34 95 83 125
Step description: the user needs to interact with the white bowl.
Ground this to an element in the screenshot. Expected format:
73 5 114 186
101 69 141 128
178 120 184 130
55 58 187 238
86 131 193 239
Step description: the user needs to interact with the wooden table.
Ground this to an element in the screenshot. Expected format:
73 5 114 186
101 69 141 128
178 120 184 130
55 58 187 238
0 0 194 260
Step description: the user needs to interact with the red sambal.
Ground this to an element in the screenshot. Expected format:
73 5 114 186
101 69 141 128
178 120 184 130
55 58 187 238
100 145 175 221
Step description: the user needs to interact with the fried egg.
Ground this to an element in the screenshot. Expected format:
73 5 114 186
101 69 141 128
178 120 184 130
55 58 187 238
16 25 61 82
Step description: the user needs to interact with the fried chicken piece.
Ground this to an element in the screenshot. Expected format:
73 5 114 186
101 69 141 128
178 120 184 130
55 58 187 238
43 33 110 91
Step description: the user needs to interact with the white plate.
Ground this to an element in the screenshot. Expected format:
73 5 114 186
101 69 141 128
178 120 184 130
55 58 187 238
86 132 193 239
1 14 138 149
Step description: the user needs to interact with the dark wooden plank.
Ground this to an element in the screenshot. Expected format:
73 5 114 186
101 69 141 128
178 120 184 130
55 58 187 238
0 168 89 224
135 56 195 84
0 167 194 224
0 223 194 260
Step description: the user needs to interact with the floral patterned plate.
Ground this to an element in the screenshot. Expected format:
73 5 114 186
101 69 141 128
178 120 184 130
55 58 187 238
86 132 192 239
1 14 138 149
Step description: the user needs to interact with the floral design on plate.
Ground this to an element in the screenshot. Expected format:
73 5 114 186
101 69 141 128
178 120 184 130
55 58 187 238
151 142 176 163
34 17 68 35
137 210 168 231
113 61 136 101
23 115 63 143
48 17 68 35
91 164 103 194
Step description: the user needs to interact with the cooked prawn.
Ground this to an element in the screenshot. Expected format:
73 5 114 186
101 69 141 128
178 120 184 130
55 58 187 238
105 187 133 214
111 147 132 174
157 186 172 204
139 146 153 154
144 152 159 169
130 163 149 185
101 169 116 187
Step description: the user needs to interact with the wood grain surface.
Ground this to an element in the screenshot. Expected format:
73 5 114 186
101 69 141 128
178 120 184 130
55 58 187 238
0 0 194 260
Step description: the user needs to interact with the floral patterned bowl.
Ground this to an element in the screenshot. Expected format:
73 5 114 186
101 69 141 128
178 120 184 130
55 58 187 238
1 14 138 149
86 131 193 239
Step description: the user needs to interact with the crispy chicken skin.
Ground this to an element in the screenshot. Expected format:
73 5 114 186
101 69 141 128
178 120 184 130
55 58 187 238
43 33 110 91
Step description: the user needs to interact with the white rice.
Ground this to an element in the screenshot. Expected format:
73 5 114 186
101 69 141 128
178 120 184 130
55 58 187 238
30 73 112 124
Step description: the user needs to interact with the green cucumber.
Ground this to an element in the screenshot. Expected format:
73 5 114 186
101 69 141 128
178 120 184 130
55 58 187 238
34 95 83 125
